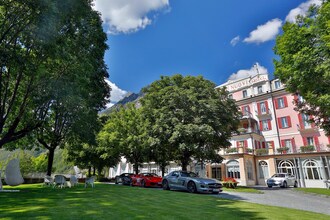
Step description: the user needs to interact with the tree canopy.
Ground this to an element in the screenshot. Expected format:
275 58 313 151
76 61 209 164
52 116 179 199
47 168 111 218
141 74 240 171
274 0 330 134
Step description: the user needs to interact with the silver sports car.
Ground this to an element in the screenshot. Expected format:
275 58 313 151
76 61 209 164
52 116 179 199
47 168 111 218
162 171 222 194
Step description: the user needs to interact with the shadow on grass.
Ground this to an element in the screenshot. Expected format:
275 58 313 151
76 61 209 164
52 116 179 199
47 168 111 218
0 183 307 220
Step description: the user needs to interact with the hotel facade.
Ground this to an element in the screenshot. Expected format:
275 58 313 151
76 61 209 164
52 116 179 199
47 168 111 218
109 73 330 188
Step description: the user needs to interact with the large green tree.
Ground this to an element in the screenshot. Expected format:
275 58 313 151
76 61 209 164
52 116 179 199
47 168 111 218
0 0 54 147
98 104 148 174
274 0 330 134
141 74 240 171
33 0 109 176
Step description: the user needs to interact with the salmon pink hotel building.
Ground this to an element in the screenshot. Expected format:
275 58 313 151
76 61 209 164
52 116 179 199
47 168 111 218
204 73 330 188
109 73 330 188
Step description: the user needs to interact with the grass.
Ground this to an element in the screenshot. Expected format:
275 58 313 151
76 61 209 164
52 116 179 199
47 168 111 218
295 188 330 196
222 186 263 194
0 183 329 220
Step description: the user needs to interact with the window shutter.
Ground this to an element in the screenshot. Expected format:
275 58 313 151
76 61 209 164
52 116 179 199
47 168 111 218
269 141 275 149
287 116 292 127
283 96 288 107
268 120 272 130
275 98 279 109
291 138 296 152
244 140 248 148
298 114 304 129
277 118 282 129
257 103 261 115
314 136 319 146
281 140 285 147
262 142 266 148
255 140 258 149
302 137 307 146
236 141 240 148
265 101 269 114
259 121 263 131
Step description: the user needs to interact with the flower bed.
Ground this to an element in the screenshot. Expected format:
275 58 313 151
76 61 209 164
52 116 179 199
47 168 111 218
222 177 238 188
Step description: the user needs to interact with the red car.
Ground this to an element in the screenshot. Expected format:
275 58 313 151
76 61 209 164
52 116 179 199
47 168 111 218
131 173 163 187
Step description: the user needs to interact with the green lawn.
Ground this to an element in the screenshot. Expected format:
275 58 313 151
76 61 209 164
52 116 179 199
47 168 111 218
0 183 328 220
295 188 330 196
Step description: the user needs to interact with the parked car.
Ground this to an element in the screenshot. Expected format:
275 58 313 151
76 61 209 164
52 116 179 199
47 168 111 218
115 173 134 185
131 173 163 187
162 171 222 194
266 173 298 188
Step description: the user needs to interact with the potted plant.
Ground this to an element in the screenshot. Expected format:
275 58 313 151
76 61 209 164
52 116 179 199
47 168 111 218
226 148 238 154
277 147 289 154
255 148 268 155
300 145 315 153
246 148 253 153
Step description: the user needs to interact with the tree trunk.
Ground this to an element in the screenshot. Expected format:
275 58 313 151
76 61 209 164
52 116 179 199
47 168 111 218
134 164 139 174
181 159 188 171
88 166 91 177
161 165 166 177
47 148 55 176
93 167 96 176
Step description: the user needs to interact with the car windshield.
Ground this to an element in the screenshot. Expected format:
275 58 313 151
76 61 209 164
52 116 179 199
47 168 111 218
180 172 198 177
143 173 158 177
272 174 286 178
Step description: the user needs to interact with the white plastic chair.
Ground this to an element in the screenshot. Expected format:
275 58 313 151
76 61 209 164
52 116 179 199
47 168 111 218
43 175 54 187
54 175 66 188
70 175 79 187
84 176 95 188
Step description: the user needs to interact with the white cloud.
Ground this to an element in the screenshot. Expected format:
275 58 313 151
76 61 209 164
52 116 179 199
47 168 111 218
105 79 128 108
228 63 268 81
93 0 170 34
286 0 322 23
230 36 240 46
243 18 282 44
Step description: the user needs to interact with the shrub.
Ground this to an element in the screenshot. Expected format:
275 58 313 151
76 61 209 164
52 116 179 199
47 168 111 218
300 145 315 153
277 147 289 154
222 177 238 188
256 148 268 155
226 148 238 153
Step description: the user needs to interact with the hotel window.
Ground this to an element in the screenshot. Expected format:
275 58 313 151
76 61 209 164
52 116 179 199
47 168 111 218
257 86 263 94
277 98 285 108
277 160 295 175
278 116 291 128
303 160 322 180
242 106 250 116
247 160 253 180
283 139 293 152
211 167 222 181
260 102 267 114
227 160 240 179
274 80 281 89
242 90 248 98
307 137 314 146
259 161 269 179
302 113 311 128
260 119 271 131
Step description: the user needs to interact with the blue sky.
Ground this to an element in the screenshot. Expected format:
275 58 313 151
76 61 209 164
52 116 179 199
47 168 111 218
93 0 322 106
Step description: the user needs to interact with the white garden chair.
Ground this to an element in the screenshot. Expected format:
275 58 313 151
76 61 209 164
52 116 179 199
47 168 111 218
53 175 66 188
43 175 54 187
70 175 79 187
84 176 95 188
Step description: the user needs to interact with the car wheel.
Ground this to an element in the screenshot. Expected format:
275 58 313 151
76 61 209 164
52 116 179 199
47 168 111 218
162 180 170 190
187 181 197 193
267 185 272 188
294 181 298 188
282 181 287 188
115 177 118 184
141 180 146 188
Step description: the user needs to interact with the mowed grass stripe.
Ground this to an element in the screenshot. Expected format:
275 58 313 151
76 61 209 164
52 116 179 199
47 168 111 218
0 183 328 219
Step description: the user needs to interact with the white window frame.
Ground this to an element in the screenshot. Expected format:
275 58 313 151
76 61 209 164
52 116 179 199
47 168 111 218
281 117 289 128
260 102 267 114
278 98 285 108
242 90 248 98
262 120 269 131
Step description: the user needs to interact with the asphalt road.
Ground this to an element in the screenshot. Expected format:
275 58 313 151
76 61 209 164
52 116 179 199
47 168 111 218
216 187 330 215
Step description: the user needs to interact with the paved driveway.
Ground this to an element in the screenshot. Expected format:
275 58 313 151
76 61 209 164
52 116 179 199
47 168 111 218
216 187 330 215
